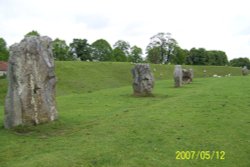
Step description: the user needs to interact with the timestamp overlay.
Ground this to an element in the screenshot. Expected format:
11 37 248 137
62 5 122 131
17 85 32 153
175 151 225 160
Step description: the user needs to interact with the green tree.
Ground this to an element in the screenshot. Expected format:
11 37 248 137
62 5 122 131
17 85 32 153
0 37 9 61
128 45 143 63
91 39 113 61
206 51 216 65
146 47 162 64
25 30 40 37
69 39 92 61
186 48 207 65
146 32 177 63
52 38 72 61
186 48 228 66
230 57 250 69
112 48 127 62
171 46 187 64
207 50 228 65
113 40 130 57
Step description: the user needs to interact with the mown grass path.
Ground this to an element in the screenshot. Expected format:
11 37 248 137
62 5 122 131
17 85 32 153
0 76 249 167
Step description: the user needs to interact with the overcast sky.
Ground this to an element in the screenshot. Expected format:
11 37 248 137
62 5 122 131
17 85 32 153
0 0 250 60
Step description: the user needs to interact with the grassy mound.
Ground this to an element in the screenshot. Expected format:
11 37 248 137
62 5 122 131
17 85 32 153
55 62 241 96
1 62 241 105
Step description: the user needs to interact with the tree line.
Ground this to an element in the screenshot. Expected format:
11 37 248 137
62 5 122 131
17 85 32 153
0 30 249 68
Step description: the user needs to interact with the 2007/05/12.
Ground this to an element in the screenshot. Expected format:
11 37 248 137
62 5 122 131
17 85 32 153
176 151 225 160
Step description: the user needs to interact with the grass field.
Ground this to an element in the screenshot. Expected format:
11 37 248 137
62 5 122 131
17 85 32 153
0 61 242 105
55 61 242 96
0 63 249 167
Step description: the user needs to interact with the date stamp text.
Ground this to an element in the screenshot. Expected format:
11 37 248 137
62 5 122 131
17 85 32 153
176 151 225 160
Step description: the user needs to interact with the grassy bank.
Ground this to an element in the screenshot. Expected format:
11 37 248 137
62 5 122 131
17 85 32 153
56 61 242 96
0 62 242 105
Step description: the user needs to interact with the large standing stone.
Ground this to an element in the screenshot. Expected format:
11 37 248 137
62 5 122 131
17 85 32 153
131 64 154 96
182 68 193 84
4 36 58 129
242 66 249 76
174 65 183 87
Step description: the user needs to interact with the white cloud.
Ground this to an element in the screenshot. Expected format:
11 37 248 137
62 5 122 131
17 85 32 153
0 0 250 60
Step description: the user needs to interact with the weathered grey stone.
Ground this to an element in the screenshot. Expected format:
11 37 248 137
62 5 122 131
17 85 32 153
182 68 193 84
173 65 182 87
131 64 154 96
242 66 249 76
4 36 58 129
190 68 194 80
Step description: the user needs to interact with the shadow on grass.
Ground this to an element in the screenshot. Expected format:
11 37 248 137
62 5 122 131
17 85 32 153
120 93 170 99
0 120 68 137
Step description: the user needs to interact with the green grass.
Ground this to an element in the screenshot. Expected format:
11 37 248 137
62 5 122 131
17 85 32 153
0 61 242 105
0 78 7 105
55 61 134 96
0 74 249 167
55 61 241 96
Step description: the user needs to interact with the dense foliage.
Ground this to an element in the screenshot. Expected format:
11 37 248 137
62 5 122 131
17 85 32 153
186 48 228 66
91 39 113 61
113 40 131 57
1 30 246 67
145 33 228 66
52 38 72 61
69 38 92 61
128 45 143 63
146 32 177 63
229 57 250 69
0 37 9 61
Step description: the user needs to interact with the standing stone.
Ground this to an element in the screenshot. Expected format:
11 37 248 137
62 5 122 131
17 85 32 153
4 36 58 129
189 68 194 80
174 65 183 87
131 64 154 96
242 66 249 76
182 68 194 84
203 69 207 77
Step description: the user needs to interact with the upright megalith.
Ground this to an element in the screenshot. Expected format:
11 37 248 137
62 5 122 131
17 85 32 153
189 69 194 80
173 65 182 87
242 66 249 76
131 64 154 96
182 68 194 84
4 36 58 128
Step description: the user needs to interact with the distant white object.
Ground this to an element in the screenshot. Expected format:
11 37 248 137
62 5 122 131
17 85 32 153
213 74 221 78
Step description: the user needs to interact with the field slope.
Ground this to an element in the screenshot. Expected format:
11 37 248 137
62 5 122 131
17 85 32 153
55 61 242 96
0 61 242 104
0 70 249 166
